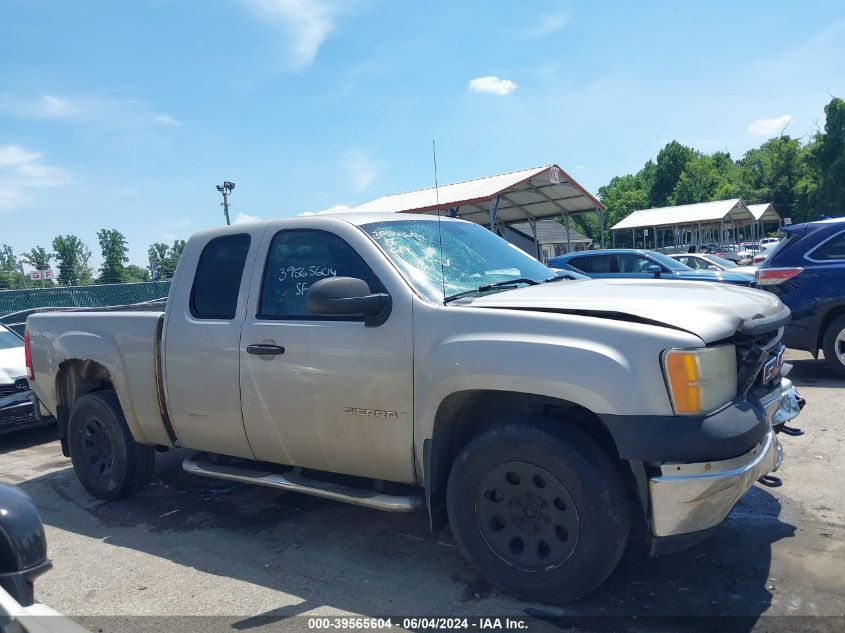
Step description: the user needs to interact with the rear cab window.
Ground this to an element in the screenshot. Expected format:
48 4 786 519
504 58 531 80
190 234 251 319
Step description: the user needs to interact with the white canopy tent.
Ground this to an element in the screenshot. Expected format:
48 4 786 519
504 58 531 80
352 165 606 256
610 199 775 250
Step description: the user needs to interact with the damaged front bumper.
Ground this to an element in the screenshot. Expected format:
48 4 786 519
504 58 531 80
648 378 801 541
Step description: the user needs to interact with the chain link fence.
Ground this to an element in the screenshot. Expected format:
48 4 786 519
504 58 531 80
0 281 171 334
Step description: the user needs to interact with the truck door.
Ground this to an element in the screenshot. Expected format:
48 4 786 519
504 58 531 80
239 223 415 483
162 230 262 459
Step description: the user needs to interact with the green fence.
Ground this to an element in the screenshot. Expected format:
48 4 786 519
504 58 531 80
0 281 171 334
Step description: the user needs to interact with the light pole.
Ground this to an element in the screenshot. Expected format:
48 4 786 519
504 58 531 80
216 181 235 225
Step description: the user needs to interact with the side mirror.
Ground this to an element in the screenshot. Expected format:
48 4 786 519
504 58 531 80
0 483 51 607
707 265 720 271
646 264 662 277
307 277 391 327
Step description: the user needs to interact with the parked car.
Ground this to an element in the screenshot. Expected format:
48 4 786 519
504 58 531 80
549 249 755 285
756 217 845 375
759 237 781 248
0 482 90 633
0 325 45 436
752 242 780 265
26 214 801 604
668 252 758 276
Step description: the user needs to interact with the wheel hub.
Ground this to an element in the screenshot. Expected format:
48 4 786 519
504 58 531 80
79 416 113 478
475 461 580 572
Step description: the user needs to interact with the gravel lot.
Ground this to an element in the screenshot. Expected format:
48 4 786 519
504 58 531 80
1 350 844 632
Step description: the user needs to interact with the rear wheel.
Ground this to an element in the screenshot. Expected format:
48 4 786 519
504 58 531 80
822 314 845 377
446 421 630 604
68 390 155 501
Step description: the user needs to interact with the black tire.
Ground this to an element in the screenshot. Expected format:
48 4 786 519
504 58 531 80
446 421 630 604
68 390 155 501
822 314 845 377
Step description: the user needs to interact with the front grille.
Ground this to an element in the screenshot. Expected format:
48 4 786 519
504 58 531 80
734 327 784 396
0 402 37 432
0 379 29 398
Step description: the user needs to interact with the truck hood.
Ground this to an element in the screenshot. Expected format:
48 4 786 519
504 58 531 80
468 278 786 343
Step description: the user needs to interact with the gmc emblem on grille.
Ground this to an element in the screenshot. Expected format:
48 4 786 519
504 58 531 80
762 345 786 384
14 378 29 391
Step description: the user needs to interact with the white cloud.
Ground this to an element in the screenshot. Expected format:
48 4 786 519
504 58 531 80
747 114 793 137
468 76 518 96
0 93 180 128
241 0 340 69
234 212 263 224
342 151 377 193
0 144 71 208
517 10 569 38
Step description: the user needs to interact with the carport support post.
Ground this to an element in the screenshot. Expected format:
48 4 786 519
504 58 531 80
528 217 540 260
489 195 501 233
561 212 573 253
599 211 606 248
631 229 635 248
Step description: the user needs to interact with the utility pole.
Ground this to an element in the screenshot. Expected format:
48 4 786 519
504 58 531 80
216 181 235 225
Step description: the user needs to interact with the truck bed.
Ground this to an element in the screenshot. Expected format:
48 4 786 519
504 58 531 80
27 309 173 447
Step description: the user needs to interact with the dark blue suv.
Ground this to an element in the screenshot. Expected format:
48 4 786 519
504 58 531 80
756 217 845 375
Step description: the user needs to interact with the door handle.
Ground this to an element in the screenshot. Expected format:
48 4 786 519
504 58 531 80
247 344 285 356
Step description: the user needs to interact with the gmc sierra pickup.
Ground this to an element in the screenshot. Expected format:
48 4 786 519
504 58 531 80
25 213 803 604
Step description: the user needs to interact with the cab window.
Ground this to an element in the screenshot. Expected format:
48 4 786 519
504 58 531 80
259 230 383 319
190 234 251 320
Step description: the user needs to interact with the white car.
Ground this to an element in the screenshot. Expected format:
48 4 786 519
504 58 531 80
668 253 757 276
758 237 781 248
0 324 40 435
752 241 780 265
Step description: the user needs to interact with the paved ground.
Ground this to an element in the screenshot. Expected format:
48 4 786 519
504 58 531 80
1 350 844 632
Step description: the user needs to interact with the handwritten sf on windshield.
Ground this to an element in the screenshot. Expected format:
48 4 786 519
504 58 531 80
276 265 338 295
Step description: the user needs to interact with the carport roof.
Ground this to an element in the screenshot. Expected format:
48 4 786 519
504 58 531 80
611 198 752 231
747 203 781 222
351 165 605 226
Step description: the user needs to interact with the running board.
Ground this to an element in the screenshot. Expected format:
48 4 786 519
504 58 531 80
182 453 422 512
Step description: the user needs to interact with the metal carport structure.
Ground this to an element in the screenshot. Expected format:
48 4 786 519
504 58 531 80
352 165 606 257
747 203 783 241
609 198 758 250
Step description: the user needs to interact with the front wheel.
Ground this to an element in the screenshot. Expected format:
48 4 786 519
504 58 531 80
822 315 845 377
447 421 630 604
68 390 155 501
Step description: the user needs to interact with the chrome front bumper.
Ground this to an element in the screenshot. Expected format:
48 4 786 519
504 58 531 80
648 378 801 538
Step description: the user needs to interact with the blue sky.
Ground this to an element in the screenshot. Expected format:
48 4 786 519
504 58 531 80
2 0 844 268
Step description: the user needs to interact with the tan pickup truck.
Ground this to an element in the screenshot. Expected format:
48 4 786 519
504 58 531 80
25 213 803 604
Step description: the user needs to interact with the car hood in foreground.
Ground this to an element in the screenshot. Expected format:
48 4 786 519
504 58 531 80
673 270 754 284
468 278 786 343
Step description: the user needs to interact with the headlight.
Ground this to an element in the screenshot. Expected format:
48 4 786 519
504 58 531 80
662 345 737 416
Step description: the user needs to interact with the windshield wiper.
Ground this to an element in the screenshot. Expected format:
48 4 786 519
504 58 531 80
444 278 541 304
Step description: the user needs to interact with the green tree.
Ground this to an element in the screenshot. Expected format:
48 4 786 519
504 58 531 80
649 141 697 207
669 152 739 205
97 229 129 283
737 136 806 220
802 97 845 219
148 239 186 280
123 264 151 283
52 235 93 286
21 246 53 271
0 244 22 289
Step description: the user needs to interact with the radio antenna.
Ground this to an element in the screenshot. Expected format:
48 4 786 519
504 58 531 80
433 139 447 304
